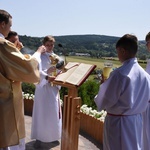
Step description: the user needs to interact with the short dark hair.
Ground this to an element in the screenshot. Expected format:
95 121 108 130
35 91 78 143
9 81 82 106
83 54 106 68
116 34 138 55
0 9 12 24
6 31 18 40
145 32 150 41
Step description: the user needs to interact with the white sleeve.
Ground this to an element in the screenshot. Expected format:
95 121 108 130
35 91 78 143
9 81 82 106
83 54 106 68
94 72 122 111
146 60 150 74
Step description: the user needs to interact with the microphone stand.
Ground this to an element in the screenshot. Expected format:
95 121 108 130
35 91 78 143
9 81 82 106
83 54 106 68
58 43 67 65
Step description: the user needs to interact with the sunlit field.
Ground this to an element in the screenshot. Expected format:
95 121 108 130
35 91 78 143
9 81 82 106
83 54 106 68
65 56 146 70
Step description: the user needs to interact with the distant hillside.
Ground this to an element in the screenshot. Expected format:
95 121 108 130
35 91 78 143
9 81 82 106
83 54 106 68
19 34 149 59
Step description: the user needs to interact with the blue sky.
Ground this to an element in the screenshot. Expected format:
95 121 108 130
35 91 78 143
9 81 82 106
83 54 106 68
0 0 150 40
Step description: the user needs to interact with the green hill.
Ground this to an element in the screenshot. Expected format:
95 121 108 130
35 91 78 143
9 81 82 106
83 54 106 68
19 34 149 59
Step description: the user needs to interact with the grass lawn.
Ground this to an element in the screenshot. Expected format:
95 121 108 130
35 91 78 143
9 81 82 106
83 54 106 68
65 56 146 70
66 56 121 69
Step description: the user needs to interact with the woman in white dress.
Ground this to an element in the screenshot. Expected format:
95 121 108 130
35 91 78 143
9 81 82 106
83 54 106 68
31 36 62 148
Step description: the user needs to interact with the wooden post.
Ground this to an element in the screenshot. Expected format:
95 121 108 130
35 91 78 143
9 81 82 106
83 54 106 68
53 62 96 150
61 87 81 150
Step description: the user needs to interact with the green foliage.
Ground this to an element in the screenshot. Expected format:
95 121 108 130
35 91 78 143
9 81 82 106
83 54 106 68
19 34 149 58
22 82 35 94
60 87 68 100
20 35 42 50
21 81 100 109
78 80 99 109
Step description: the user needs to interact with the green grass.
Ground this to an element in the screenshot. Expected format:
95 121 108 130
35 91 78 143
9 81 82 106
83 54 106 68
65 56 146 70
66 56 121 69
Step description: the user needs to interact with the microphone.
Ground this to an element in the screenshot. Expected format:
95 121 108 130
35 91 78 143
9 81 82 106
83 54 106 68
58 43 67 65
58 43 63 48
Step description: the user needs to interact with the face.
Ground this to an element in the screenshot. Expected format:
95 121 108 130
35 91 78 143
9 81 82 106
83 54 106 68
146 40 150 52
8 35 19 43
116 47 125 63
44 41 54 53
1 18 12 37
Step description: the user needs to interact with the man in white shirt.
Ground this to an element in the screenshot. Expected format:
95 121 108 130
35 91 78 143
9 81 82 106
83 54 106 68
95 34 150 150
142 32 150 150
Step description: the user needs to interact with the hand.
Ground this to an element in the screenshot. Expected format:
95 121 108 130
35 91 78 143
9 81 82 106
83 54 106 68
15 40 24 50
100 74 106 84
47 76 56 82
36 45 46 54
47 66 56 74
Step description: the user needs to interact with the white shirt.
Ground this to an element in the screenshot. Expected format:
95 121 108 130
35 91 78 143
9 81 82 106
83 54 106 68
0 33 4 38
94 58 150 150
146 59 150 74
95 58 150 115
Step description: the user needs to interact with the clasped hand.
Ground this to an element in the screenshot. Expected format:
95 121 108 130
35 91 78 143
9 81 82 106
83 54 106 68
47 66 56 82
47 76 56 82
14 40 24 50
37 45 47 53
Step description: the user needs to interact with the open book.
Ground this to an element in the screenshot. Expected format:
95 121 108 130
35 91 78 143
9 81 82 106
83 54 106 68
54 62 96 87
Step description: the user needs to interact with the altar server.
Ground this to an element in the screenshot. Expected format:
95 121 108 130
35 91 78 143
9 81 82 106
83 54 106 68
95 34 150 150
31 35 62 148
142 32 150 150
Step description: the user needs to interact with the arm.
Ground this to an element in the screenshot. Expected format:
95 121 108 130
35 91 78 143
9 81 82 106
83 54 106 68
94 72 122 111
0 40 45 83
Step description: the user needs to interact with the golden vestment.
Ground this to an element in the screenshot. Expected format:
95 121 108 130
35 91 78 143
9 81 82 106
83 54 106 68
0 38 40 148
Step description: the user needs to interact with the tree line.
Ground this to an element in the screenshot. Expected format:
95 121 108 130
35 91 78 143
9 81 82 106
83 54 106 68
19 34 149 60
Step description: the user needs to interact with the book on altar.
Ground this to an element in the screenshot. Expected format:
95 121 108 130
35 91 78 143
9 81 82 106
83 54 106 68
54 62 96 87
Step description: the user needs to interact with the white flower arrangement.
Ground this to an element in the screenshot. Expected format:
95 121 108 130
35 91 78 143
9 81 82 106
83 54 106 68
23 92 64 105
60 99 63 106
22 92 35 100
22 93 106 121
80 104 107 122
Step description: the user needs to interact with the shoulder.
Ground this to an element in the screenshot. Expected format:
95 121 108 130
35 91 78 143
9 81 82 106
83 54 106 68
41 53 48 58
0 38 13 46
0 38 18 53
109 67 130 84
41 53 49 62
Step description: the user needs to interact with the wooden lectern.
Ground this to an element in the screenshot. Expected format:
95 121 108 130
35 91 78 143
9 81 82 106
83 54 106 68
53 62 96 150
